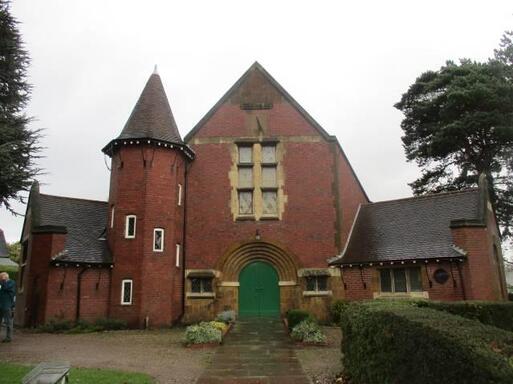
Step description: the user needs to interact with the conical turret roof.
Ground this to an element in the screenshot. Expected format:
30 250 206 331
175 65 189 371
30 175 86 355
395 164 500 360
117 71 183 143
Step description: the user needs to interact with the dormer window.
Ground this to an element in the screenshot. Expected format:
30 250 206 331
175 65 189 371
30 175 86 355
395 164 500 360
125 215 136 238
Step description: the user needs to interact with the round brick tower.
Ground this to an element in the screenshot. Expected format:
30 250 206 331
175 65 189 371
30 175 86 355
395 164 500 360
102 69 194 327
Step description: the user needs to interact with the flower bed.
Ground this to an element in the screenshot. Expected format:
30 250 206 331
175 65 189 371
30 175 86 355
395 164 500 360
184 319 233 347
283 309 327 346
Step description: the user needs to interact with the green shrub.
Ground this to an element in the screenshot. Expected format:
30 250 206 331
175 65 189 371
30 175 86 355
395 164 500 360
94 317 128 330
38 318 128 333
330 299 349 325
38 318 74 333
286 309 313 331
341 301 513 384
291 320 326 343
184 323 222 345
415 300 513 332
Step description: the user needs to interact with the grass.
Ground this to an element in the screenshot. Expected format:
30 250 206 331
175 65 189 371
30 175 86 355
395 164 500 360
0 362 155 384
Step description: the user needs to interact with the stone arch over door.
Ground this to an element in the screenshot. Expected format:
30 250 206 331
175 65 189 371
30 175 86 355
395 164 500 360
215 241 300 315
217 241 298 282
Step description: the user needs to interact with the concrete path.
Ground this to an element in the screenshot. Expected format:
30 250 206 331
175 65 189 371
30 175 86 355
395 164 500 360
196 318 311 384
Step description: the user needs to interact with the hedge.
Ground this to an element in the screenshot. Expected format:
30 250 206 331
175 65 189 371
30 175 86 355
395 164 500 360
415 300 513 332
285 309 313 331
340 301 513 384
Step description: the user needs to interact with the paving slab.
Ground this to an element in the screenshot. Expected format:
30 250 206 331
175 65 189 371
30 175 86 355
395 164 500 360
196 318 311 384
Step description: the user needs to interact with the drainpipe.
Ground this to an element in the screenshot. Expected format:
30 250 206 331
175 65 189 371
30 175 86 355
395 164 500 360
76 267 87 323
180 160 191 321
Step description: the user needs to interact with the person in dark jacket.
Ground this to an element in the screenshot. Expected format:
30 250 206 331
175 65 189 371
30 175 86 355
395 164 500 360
0 272 16 342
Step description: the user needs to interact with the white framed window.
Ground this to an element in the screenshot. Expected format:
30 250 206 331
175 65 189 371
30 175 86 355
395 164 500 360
125 215 136 238
153 228 164 252
110 206 115 228
178 184 183 206
175 244 181 267
121 279 133 305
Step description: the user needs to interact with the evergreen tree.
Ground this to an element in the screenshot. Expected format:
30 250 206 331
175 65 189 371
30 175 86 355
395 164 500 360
0 0 41 213
395 39 513 238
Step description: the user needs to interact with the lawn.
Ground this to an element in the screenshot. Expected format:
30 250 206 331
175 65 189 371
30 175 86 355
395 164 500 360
0 362 155 384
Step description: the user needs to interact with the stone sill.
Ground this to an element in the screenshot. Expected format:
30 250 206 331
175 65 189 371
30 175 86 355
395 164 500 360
373 291 429 299
303 290 332 297
186 292 215 299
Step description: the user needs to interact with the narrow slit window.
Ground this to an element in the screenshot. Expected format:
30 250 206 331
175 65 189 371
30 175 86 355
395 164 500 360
178 184 183 206
153 228 164 252
121 279 133 305
110 206 115 228
125 215 136 238
175 244 181 267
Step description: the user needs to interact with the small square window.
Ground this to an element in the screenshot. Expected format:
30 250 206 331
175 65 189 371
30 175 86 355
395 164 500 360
262 167 277 188
121 279 133 305
239 146 253 164
153 228 164 252
238 167 253 188
238 191 253 215
125 215 136 238
262 191 277 215
262 145 276 163
191 277 213 293
305 276 328 292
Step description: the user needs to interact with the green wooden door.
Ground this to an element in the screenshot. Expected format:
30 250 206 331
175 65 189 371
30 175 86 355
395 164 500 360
239 261 280 317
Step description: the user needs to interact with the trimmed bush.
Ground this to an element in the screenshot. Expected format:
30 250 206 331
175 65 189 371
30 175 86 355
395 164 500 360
290 320 326 343
286 309 313 331
330 299 349 325
415 300 513 332
184 323 222 345
341 301 513 384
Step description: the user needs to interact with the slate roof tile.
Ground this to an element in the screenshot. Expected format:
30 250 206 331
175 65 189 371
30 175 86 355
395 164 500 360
331 190 481 265
38 194 111 265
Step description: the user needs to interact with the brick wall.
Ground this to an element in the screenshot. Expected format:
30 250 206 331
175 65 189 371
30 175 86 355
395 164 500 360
45 266 111 322
340 261 465 301
107 145 186 327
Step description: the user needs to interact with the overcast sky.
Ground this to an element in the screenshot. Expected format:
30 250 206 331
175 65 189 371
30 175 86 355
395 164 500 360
1 0 512 246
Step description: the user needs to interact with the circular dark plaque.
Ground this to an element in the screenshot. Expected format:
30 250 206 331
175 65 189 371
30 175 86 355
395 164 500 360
433 268 450 284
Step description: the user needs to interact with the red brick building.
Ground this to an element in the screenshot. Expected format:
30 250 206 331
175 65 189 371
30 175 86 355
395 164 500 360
15 63 508 328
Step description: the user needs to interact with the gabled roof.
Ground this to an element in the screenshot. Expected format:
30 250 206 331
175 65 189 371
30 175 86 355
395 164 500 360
330 190 481 265
184 61 369 200
185 61 332 142
116 71 183 144
37 194 112 265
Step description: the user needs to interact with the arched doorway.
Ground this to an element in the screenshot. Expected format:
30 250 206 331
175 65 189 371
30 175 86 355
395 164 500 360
239 261 280 317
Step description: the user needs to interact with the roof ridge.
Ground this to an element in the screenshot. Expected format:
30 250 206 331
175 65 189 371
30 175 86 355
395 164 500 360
39 193 107 205
363 188 479 207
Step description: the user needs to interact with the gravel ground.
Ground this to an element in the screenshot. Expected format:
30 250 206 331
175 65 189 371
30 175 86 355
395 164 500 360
295 326 343 384
0 328 215 384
